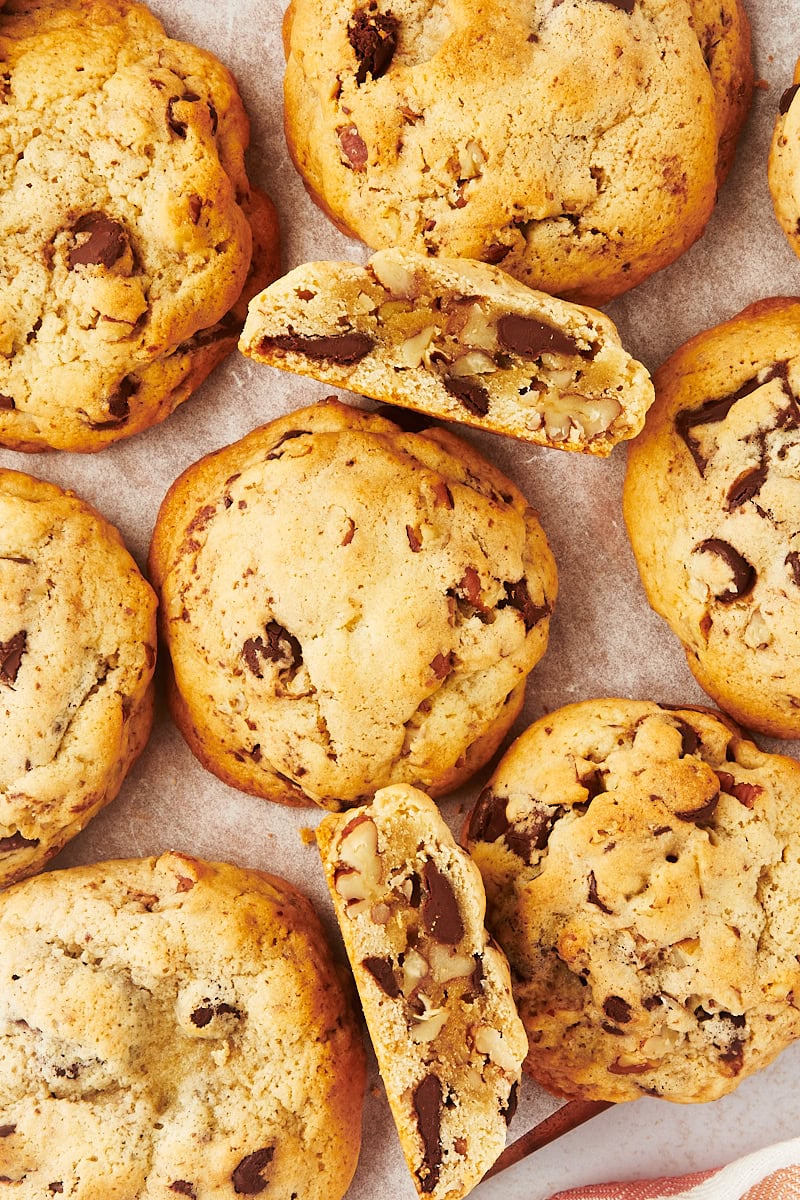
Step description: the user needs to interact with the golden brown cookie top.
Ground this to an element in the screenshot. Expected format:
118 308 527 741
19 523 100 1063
465 698 800 1103
282 0 752 304
0 851 365 1197
624 297 800 738
0 467 156 887
0 0 278 450
149 398 557 808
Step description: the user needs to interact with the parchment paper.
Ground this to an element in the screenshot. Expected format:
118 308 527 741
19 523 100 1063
2 1 800 1197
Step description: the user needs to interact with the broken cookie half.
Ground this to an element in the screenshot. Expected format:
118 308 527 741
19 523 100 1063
240 249 654 456
317 783 526 1200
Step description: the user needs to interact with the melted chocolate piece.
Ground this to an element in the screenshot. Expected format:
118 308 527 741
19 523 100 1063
587 870 613 914
780 83 800 114
0 631 26 686
348 7 399 84
694 539 756 603
0 832 39 853
674 719 699 757
467 788 510 844
413 1074 443 1193
595 0 634 9
497 314 579 359
603 996 633 1024
421 860 464 944
504 805 564 864
169 1184 197 1198
498 577 549 631
443 374 490 417
363 955 400 998
265 429 312 459
375 404 435 432
68 213 127 270
675 791 719 824
232 1147 274 1196
676 363 788 474
166 91 201 139
0 1126 16 1138
190 1001 241 1028
259 329 374 363
504 1080 519 1125
0 395 14 410
786 550 800 587
726 461 768 510
106 375 139 423
242 622 302 679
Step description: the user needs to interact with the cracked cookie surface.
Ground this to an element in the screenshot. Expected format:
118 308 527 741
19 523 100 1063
0 468 156 888
148 398 557 810
624 297 800 738
464 698 800 1104
0 851 365 1198
0 0 279 451
240 249 654 456
282 0 752 305
318 784 526 1200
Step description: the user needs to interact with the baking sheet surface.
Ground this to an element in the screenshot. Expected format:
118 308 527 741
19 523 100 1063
2 1 800 1196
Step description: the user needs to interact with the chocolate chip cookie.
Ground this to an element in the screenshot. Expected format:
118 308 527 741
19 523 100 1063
240 249 655 456
0 0 280 451
624 297 800 738
317 784 526 1200
769 63 800 259
464 698 800 1104
0 851 365 1197
148 398 557 810
0 468 156 888
282 0 752 305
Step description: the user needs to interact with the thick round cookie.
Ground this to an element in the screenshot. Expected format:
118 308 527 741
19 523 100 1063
0 851 365 1198
282 0 752 305
240 249 655 456
0 468 156 888
624 297 800 739
769 65 800 259
318 784 527 1200
0 0 280 452
464 699 800 1104
148 398 557 810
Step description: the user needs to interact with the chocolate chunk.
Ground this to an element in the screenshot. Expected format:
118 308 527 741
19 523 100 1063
694 539 756 603
720 1038 745 1074
467 788 510 844
259 329 374 363
676 363 788 474
0 631 26 686
504 806 563 863
375 404 434 432
167 92 201 139
674 719 699 757
603 996 633 1024
232 1147 274 1195
498 577 549 631
0 1126 15 1138
587 870 613 914
675 792 719 824
169 1185 196 1198
726 461 768 510
363 955 400 998
594 0 634 9
0 832 39 853
421 860 464 944
190 1001 241 1027
265 429 312 459
338 124 368 169
443 374 490 417
497 314 579 359
413 1074 442 1194
780 83 800 114
242 622 302 679
0 395 14 410
608 1058 649 1075
68 213 127 270
504 1080 519 1125
786 551 800 587
348 7 399 85
48 1186 63 1195
107 375 139 423
464 952 484 1003
642 995 663 1011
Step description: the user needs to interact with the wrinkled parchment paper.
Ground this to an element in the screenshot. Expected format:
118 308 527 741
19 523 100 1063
3 2 800 1196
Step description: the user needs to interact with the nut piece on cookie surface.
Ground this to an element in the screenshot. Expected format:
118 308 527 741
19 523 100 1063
464 698 800 1104
240 250 655 456
0 468 157 888
317 784 526 1200
281 0 752 305
148 398 557 810
0 852 365 1197
0 0 280 452
624 297 800 738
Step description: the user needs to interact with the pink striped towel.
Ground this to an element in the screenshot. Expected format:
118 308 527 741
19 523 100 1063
549 1138 800 1200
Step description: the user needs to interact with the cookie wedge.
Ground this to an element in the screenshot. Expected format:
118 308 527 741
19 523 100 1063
317 784 526 1200
240 250 654 456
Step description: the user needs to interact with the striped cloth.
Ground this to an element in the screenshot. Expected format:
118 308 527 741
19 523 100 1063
549 1139 800 1200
